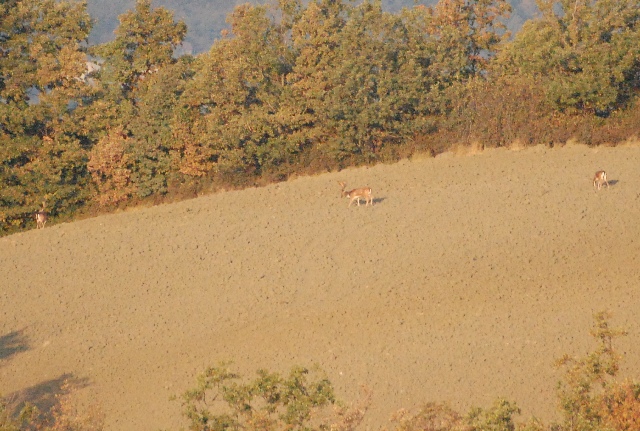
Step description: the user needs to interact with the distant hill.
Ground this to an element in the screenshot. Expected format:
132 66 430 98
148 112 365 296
87 0 539 55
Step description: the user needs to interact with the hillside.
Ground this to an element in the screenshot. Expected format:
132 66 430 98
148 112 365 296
2 143 640 431
87 0 538 54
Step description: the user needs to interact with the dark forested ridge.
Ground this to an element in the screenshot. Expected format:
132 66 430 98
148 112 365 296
1 0 639 235
88 0 540 54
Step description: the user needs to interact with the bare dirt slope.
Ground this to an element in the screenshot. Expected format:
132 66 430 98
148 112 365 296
2 143 640 431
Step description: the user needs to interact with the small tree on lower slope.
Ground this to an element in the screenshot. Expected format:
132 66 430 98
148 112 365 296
554 311 639 431
179 363 336 431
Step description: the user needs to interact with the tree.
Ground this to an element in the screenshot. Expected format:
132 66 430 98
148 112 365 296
126 57 194 197
89 0 188 201
494 0 640 115
288 0 443 163
0 0 94 232
179 363 336 431
287 0 351 161
554 311 628 431
87 127 136 207
172 2 301 179
466 399 521 431
425 0 512 81
414 0 511 122
92 0 186 101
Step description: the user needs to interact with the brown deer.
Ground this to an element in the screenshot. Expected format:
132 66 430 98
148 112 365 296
35 202 47 229
338 181 373 207
593 170 609 191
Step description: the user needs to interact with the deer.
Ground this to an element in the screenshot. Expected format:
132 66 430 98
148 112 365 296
593 170 609 191
35 202 48 229
338 181 373 207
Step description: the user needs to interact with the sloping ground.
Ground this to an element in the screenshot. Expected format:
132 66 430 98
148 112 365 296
2 143 640 431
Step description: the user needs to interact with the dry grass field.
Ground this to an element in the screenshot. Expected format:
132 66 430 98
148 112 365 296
2 143 640 431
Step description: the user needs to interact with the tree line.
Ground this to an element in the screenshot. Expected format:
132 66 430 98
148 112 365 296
1 0 639 233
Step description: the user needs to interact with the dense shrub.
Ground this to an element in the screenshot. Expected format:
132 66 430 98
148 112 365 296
178 363 337 431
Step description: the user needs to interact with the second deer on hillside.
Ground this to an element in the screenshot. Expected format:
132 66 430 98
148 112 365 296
593 170 609 191
35 201 48 229
338 182 373 207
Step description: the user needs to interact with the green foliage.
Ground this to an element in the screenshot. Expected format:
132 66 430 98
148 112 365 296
438 74 556 147
172 0 308 178
292 0 428 161
126 57 194 197
92 0 186 97
553 311 628 431
425 0 512 81
388 399 521 431
87 127 136 206
494 0 640 114
0 0 94 232
87 0 188 202
179 363 336 431
283 0 512 163
466 399 521 431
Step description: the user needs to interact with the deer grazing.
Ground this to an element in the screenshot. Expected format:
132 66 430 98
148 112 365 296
593 170 609 191
35 202 47 229
338 181 373 207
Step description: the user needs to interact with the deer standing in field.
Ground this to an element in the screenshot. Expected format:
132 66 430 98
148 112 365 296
593 170 609 191
338 181 373 207
35 202 48 229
